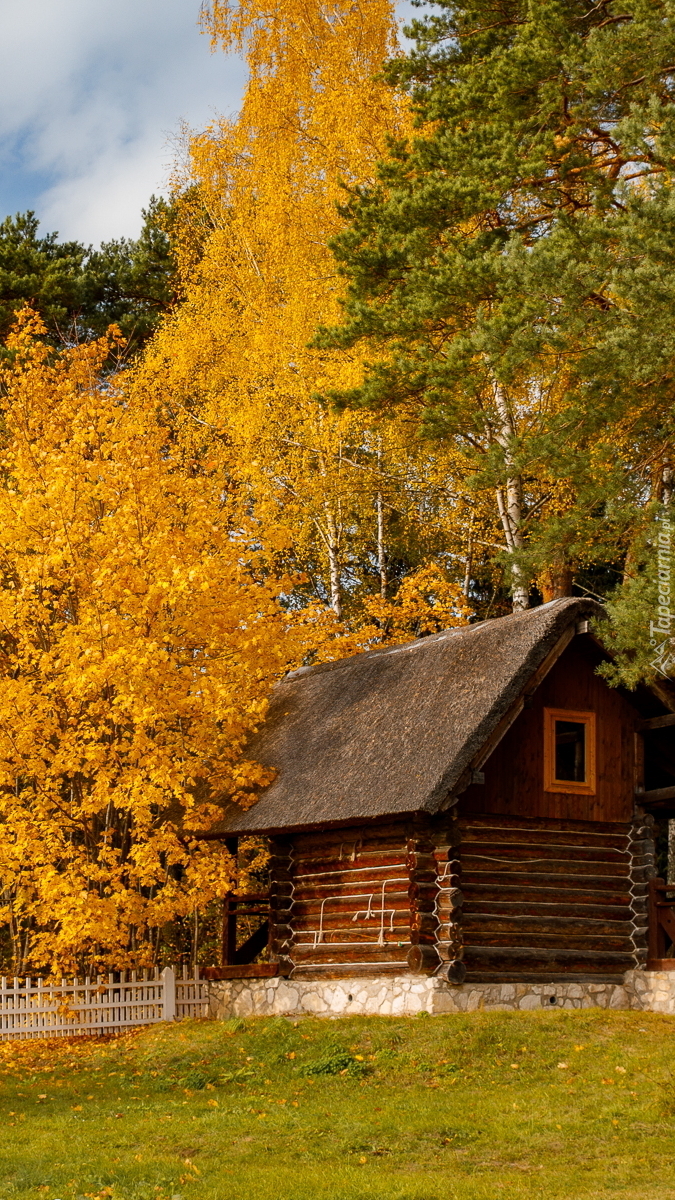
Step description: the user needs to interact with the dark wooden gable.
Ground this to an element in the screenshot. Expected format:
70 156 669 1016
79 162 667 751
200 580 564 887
460 635 638 824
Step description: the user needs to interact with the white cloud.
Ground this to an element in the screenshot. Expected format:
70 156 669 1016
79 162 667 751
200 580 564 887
0 0 245 243
0 0 419 246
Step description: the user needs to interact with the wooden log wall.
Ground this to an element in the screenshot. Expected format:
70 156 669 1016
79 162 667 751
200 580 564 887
454 814 641 982
265 811 656 983
276 823 413 978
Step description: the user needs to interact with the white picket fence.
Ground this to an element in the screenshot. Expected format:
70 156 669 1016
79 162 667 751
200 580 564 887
0 965 209 1040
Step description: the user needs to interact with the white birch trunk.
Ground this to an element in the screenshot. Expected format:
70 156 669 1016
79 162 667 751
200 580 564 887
493 382 528 612
325 505 342 619
376 491 387 599
463 512 474 598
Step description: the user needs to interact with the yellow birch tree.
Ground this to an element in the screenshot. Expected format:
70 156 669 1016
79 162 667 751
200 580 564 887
0 311 302 974
137 0 495 625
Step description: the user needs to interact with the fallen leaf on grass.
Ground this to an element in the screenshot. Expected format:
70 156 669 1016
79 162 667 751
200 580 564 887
557 1063 568 1070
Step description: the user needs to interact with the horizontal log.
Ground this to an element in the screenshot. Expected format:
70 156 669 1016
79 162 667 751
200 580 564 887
637 713 675 731
410 914 439 937
462 861 630 880
290 965 408 980
639 786 675 804
463 899 632 921
294 853 407 874
407 945 440 974
463 913 633 935
293 876 408 895
293 889 409 907
460 880 632 902
407 854 437 871
464 970 627 983
268 923 293 940
267 878 291 897
268 870 294 884
291 927 410 945
463 945 634 964
458 815 632 835
407 870 438 887
295 864 410 883
293 897 409 914
463 931 634 952
457 826 630 850
294 826 408 854
292 915 410 934
269 841 293 856
292 898 409 918
292 917 410 936
291 947 409 965
293 842 408 859
202 965 278 980
460 842 630 865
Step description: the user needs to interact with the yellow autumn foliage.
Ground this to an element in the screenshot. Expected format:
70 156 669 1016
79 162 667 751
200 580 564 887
138 0 497 621
0 311 304 974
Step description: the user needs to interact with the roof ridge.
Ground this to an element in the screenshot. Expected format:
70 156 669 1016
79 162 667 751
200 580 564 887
281 597 597 685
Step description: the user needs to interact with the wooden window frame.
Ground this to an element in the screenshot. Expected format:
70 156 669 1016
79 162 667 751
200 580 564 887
544 708 596 795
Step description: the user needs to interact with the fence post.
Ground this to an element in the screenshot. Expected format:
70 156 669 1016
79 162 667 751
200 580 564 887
162 966 176 1022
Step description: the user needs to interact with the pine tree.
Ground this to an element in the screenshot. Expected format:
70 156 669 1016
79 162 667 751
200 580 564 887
316 0 675 627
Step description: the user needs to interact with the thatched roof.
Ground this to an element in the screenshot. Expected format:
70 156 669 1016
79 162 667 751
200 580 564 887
210 598 606 835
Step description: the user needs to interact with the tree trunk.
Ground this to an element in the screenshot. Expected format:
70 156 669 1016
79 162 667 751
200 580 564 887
463 512 474 598
538 564 574 602
376 491 387 599
325 505 343 619
493 382 528 612
663 457 673 506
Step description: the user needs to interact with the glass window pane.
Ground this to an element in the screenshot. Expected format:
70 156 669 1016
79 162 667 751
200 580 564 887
555 720 586 782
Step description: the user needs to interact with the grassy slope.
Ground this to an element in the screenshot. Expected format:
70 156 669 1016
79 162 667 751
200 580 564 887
0 1010 674 1200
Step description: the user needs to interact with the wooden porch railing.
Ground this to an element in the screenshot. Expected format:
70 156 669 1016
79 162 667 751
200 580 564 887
647 878 675 970
201 892 277 981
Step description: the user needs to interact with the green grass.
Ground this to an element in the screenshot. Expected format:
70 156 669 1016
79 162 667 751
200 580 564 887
0 1009 674 1200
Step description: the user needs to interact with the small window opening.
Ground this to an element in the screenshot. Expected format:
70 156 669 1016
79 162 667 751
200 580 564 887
544 708 596 794
555 720 586 782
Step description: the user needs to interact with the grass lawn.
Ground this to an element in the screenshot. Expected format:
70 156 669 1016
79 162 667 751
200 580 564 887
0 1008 674 1200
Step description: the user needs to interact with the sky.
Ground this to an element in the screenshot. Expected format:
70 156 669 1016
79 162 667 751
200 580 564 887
0 1 418 247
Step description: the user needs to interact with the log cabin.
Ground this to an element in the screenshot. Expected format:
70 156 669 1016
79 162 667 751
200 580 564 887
202 598 675 987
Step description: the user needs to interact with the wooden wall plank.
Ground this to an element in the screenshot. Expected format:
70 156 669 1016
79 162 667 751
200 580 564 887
460 639 638 823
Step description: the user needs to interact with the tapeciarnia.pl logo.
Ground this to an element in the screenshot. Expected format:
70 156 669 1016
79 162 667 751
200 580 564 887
649 511 675 679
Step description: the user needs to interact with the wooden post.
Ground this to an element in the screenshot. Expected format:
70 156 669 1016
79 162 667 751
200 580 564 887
648 878 662 964
161 966 176 1022
222 837 239 967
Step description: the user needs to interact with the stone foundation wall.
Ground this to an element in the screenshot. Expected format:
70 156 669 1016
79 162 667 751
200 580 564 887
206 970 675 1020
